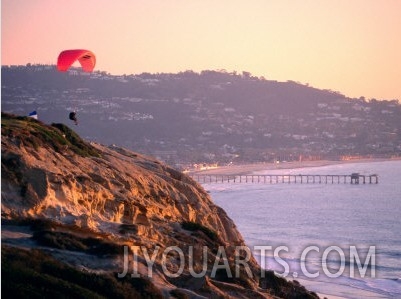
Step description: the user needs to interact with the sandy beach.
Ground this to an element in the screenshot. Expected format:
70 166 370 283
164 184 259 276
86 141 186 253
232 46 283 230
188 158 398 176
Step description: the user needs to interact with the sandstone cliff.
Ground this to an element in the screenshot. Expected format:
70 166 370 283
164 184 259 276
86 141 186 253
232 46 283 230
1 113 319 299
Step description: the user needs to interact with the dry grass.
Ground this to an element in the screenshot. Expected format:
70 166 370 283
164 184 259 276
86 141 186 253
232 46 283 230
1 245 163 299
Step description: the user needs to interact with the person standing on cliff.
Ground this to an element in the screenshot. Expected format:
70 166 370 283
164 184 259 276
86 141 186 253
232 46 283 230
69 111 78 125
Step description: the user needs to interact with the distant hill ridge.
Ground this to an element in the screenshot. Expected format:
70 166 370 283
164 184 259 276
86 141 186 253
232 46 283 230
1 113 319 298
2 65 400 165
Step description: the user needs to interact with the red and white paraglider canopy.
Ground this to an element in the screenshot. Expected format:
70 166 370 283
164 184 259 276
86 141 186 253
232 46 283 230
57 49 96 72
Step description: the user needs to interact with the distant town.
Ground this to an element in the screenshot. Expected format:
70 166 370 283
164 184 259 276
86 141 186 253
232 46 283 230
2 64 400 169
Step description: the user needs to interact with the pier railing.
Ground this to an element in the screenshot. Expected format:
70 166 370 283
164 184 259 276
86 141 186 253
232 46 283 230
190 173 378 184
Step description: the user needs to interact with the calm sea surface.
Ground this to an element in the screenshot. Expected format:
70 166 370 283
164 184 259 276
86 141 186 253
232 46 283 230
205 160 401 299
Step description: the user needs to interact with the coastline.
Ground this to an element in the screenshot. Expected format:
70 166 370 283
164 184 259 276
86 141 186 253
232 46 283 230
204 159 401 299
188 158 399 176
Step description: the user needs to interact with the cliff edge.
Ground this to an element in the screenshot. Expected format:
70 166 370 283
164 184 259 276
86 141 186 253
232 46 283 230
1 113 319 299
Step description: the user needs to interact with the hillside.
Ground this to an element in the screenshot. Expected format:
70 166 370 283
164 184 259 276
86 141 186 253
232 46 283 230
1 113 319 298
2 65 400 167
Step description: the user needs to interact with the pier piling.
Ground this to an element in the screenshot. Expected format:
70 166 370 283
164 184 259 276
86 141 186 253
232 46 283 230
191 173 379 185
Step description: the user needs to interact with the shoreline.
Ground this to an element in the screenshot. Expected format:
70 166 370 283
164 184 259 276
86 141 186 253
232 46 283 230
188 158 399 176
204 159 400 299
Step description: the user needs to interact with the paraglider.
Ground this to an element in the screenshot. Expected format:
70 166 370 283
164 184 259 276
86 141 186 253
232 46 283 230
57 49 96 72
57 49 96 125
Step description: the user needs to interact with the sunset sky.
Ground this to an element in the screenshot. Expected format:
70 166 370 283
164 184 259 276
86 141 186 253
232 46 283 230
2 0 401 100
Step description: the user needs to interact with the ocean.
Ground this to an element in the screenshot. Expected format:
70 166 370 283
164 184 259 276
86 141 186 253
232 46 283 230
205 160 401 299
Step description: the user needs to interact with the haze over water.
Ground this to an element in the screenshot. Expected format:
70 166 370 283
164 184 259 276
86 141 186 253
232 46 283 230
206 160 401 299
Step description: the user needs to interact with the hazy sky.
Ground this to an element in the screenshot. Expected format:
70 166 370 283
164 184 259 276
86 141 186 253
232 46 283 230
2 0 401 100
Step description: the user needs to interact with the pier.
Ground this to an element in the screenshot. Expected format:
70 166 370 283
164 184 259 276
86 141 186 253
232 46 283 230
190 173 378 185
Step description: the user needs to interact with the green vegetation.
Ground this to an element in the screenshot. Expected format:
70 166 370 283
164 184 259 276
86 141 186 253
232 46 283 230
4 218 89 234
181 221 218 242
213 267 255 290
2 218 122 257
1 245 163 299
1 113 101 157
259 270 319 299
169 289 190 299
32 230 122 256
51 123 100 157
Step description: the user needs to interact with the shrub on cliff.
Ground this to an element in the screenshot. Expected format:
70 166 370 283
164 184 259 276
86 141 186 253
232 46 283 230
32 230 122 256
1 113 100 157
2 245 163 299
181 221 218 242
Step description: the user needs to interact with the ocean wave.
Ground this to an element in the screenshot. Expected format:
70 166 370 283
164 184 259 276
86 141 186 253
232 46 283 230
211 160 401 298
366 278 401 296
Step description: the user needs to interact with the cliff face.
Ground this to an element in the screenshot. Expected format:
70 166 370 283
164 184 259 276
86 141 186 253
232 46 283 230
1 115 239 243
1 113 318 299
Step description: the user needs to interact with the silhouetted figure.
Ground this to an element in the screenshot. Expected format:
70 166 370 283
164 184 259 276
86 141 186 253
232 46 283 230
69 111 78 125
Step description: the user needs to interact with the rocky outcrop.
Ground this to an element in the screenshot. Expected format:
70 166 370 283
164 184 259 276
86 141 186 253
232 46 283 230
1 113 319 298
